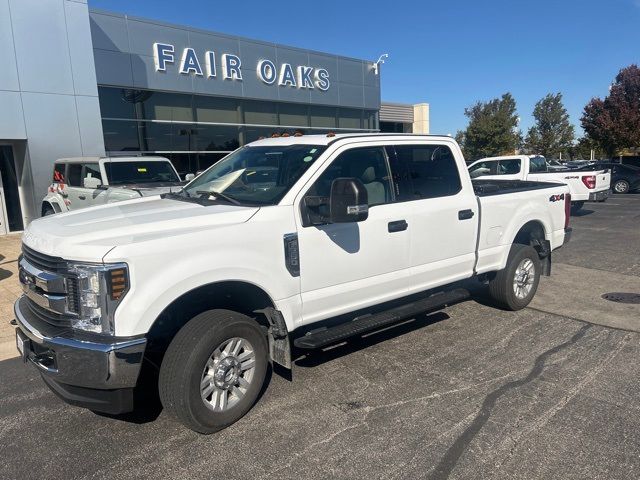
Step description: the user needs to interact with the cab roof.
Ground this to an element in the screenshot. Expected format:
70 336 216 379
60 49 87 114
246 133 454 147
54 156 172 164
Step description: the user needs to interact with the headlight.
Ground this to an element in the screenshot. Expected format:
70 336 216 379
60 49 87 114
67 263 129 334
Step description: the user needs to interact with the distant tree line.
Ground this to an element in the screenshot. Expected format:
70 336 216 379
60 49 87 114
455 64 640 161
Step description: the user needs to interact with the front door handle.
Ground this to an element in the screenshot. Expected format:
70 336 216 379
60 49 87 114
388 220 408 232
458 209 474 220
78 195 86 200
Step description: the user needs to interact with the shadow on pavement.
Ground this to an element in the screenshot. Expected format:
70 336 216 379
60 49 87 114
572 208 595 217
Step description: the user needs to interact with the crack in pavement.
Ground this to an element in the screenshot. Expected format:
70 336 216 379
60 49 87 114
427 323 592 480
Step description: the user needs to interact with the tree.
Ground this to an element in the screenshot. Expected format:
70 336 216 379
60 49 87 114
524 93 574 158
581 64 640 157
457 93 521 161
570 136 605 160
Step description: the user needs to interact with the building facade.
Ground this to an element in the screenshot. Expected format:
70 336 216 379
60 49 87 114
0 0 428 234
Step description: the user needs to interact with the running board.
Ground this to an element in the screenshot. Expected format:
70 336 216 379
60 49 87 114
294 288 469 350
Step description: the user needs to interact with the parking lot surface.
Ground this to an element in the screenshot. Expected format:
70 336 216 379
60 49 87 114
1 195 639 480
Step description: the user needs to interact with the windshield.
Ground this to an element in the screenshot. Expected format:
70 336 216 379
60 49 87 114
105 161 180 185
183 144 327 205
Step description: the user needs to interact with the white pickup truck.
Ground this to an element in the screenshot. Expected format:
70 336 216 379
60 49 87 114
468 155 611 213
14 134 571 433
41 156 185 216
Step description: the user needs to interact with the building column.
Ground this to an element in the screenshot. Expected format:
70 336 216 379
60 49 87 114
412 103 430 134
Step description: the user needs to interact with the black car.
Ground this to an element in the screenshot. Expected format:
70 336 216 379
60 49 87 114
586 162 640 193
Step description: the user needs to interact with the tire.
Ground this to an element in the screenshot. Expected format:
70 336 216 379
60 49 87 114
42 205 55 216
613 180 630 194
159 309 269 434
488 244 541 311
570 201 584 214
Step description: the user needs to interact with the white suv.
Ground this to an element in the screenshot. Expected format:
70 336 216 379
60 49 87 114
42 156 184 215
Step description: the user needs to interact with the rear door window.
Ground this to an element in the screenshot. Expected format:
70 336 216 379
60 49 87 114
67 164 82 187
391 145 462 200
469 161 496 178
497 159 521 175
529 156 548 173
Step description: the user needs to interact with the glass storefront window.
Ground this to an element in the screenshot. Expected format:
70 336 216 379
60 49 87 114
310 106 337 128
278 103 309 127
138 91 193 122
138 122 174 151
194 96 240 124
102 120 140 152
338 108 363 129
243 100 278 125
98 87 137 120
364 110 378 130
191 124 240 151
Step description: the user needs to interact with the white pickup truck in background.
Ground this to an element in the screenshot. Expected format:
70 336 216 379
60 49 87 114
42 156 186 216
15 134 571 434
468 155 611 213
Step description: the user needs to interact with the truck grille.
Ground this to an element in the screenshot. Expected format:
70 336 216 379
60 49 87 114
21 244 68 272
19 243 79 324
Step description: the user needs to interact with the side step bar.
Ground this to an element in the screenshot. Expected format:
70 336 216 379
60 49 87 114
294 288 469 350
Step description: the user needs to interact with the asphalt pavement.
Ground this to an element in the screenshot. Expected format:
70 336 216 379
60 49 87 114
1 194 639 480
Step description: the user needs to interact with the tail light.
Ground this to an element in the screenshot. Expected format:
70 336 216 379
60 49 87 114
564 193 571 229
581 175 596 189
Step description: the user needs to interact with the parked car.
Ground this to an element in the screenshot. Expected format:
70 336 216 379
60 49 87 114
42 156 187 216
15 134 571 433
588 162 640 193
468 155 611 213
546 159 566 171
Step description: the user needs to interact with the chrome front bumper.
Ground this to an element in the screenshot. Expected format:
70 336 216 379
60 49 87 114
14 295 146 390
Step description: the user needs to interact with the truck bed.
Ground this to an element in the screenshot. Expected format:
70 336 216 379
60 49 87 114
472 179 561 197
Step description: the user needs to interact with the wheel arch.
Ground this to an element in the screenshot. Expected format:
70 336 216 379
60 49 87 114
511 220 551 275
41 200 63 216
146 280 277 353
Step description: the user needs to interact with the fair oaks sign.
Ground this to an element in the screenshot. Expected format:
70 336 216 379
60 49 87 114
153 43 331 91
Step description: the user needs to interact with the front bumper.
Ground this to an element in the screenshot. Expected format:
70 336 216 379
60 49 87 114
14 296 146 412
589 189 610 202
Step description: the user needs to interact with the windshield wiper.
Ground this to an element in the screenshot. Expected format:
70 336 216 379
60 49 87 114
196 190 243 206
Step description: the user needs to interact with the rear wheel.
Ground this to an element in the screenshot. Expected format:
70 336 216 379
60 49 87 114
613 180 630 194
570 201 584 214
488 244 541 311
159 309 269 434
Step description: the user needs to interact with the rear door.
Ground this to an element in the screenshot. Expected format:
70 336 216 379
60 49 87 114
390 143 479 292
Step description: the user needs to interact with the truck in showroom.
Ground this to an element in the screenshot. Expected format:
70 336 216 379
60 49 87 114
15 134 571 434
41 156 187 215
468 154 610 213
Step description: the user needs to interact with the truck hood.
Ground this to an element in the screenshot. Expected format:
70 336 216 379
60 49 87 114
22 196 259 262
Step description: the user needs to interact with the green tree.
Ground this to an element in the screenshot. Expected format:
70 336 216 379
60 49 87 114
570 137 605 160
524 93 574 158
581 64 640 157
458 93 521 161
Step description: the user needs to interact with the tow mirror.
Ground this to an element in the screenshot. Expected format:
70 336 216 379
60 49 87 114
83 176 102 189
184 173 195 181
329 177 369 223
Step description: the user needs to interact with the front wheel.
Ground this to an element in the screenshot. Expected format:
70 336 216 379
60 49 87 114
159 309 269 434
613 180 630 194
488 244 541 311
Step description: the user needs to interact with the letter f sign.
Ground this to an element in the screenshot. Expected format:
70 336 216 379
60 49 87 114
154 43 175 72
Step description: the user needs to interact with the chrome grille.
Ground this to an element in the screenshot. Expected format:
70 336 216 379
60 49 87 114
19 243 79 327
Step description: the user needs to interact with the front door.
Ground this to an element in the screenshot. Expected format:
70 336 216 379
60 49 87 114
296 145 412 325
65 162 103 210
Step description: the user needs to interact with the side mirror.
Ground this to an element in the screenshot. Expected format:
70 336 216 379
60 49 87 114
184 173 195 181
329 177 369 223
83 176 102 189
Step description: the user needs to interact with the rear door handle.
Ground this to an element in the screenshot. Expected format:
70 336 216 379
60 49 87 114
78 195 86 200
388 220 408 232
458 209 474 220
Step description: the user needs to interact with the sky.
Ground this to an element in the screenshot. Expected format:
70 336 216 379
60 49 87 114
90 0 640 137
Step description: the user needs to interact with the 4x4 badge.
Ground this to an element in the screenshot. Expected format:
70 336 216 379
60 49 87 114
549 193 565 202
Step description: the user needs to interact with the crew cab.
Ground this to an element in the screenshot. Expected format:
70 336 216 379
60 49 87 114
41 156 185 216
468 155 611 213
15 134 571 434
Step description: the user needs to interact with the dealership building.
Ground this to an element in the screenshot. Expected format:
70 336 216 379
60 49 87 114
0 0 429 235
